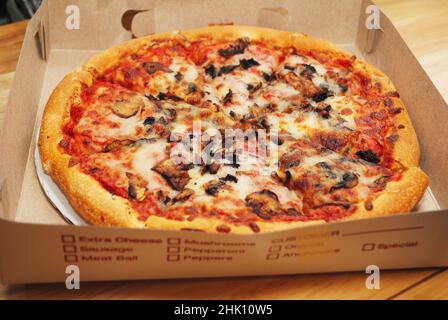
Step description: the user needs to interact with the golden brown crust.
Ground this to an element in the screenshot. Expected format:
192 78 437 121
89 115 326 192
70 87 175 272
347 167 428 220
39 26 428 234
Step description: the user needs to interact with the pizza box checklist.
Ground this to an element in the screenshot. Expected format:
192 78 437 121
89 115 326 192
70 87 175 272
1 0 448 284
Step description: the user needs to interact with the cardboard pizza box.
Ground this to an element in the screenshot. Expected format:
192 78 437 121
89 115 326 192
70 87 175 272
1 0 448 284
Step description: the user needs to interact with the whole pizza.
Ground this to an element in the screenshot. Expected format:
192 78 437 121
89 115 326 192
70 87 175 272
39 26 428 234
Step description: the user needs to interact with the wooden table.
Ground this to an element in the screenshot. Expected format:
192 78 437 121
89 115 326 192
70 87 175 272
1 0 448 299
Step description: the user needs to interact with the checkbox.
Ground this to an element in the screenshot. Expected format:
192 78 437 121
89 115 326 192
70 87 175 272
63 245 77 253
61 235 76 243
267 253 280 260
167 246 180 253
64 254 78 263
167 237 181 245
362 243 376 252
167 254 180 262
269 245 282 253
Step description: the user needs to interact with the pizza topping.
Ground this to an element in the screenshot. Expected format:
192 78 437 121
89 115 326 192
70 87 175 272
152 158 191 191
204 64 217 78
204 179 226 196
311 86 331 102
173 188 194 203
143 116 156 126
104 139 134 152
201 162 221 175
286 208 302 216
222 89 233 104
314 104 332 119
126 173 147 202
110 96 143 118
240 58 260 69
218 38 248 58
329 172 358 193
300 64 317 79
279 151 302 169
220 174 238 183
219 64 239 75
355 149 380 164
263 72 277 82
245 190 280 220
156 190 171 204
143 61 173 75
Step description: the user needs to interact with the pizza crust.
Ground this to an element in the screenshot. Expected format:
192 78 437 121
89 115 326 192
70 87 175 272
39 26 428 234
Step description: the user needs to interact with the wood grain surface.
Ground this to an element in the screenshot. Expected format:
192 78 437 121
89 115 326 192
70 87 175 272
0 0 447 299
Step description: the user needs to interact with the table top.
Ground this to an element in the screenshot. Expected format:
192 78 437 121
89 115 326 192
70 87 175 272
1 0 448 299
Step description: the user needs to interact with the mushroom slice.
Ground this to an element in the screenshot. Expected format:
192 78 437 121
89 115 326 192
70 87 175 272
111 96 143 118
126 172 147 202
104 139 134 152
203 179 226 196
173 188 194 203
245 190 281 220
152 159 190 191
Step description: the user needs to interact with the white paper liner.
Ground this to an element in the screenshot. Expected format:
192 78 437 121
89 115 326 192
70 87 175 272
34 133 88 226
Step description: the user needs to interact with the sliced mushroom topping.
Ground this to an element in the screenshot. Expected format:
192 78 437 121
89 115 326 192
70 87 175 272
220 174 238 183
143 61 172 75
279 152 302 169
247 82 262 93
104 139 134 152
330 172 359 193
300 64 317 79
156 190 171 204
111 96 143 118
152 159 190 191
204 64 217 78
245 190 281 220
143 116 155 126
286 208 302 216
223 89 233 104
316 161 337 179
218 38 248 58
315 104 332 119
126 173 147 202
263 72 277 82
219 65 239 75
173 188 194 203
355 149 380 164
338 82 349 93
201 162 221 175
311 86 331 102
204 179 226 196
174 72 183 81
187 82 197 93
240 58 260 69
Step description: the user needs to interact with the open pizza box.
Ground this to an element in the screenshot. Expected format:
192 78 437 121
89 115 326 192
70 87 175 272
1 0 448 285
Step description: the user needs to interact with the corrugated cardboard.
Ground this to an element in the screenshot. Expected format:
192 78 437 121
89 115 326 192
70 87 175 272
1 0 447 284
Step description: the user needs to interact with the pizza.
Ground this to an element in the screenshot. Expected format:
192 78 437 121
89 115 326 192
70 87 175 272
39 26 428 234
